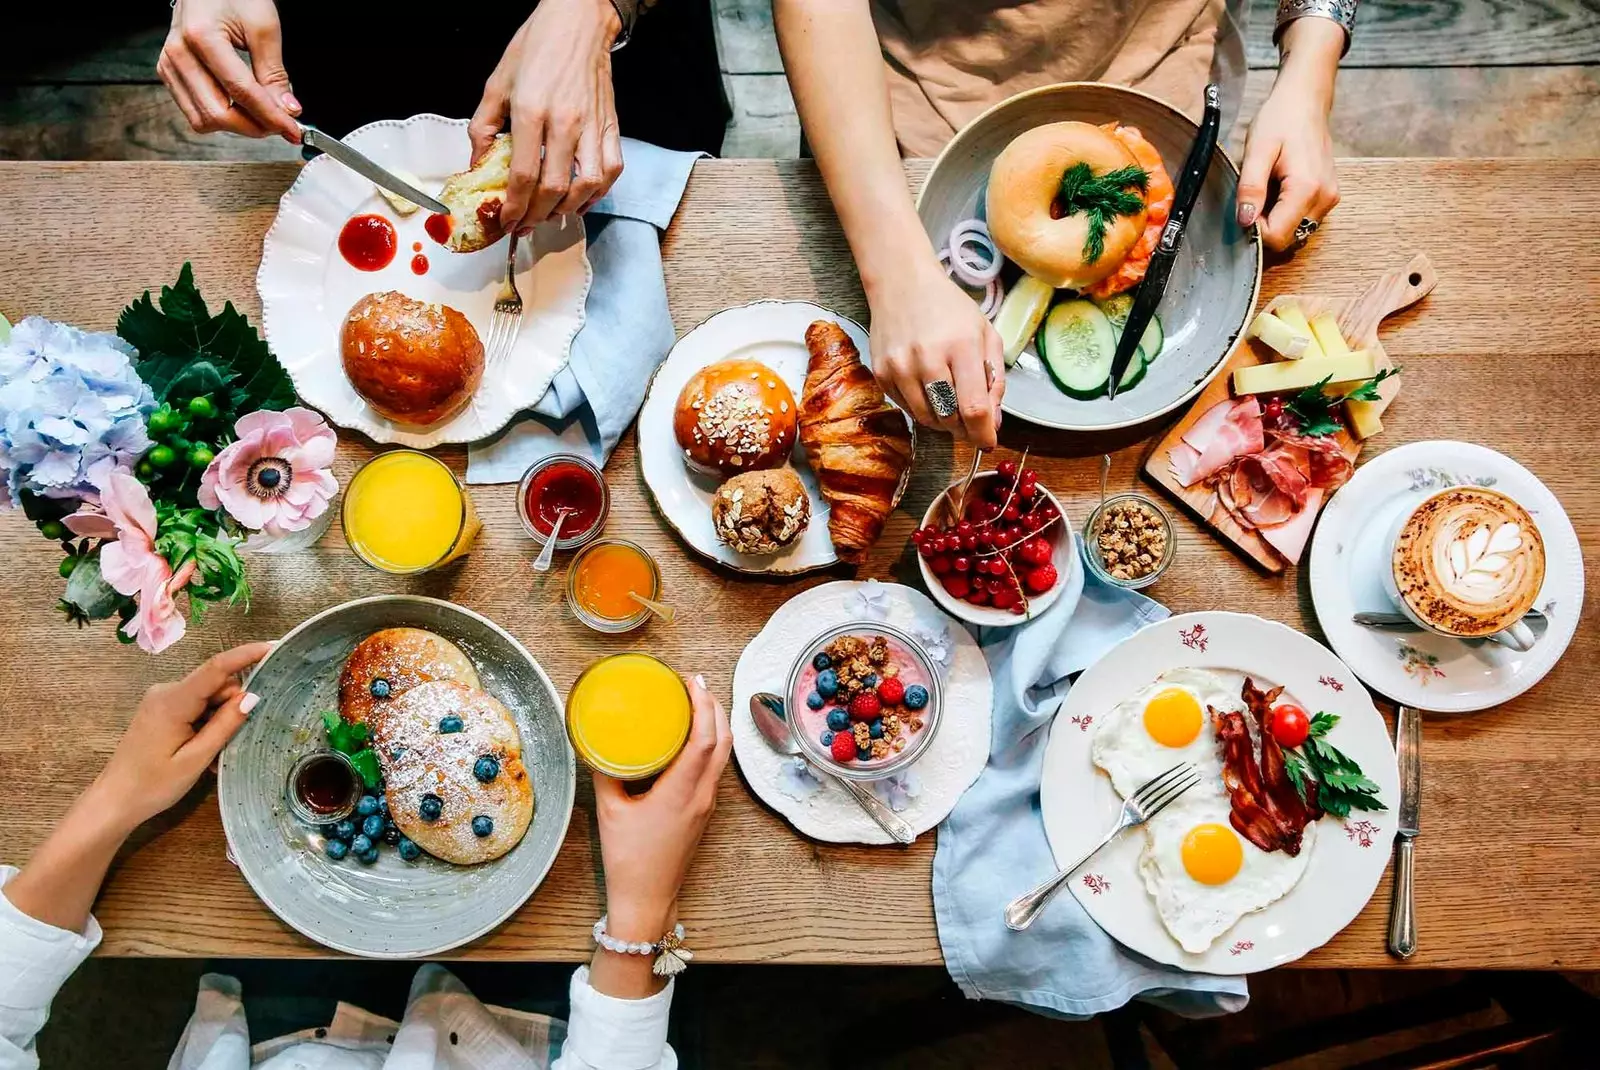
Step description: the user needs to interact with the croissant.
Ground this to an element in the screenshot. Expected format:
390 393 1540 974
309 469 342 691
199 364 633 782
799 321 914 564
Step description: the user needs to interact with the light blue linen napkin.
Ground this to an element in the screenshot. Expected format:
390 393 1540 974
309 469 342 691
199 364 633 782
933 540 1250 1018
466 138 701 481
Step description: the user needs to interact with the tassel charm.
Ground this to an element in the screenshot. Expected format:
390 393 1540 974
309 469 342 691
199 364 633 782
652 929 694 977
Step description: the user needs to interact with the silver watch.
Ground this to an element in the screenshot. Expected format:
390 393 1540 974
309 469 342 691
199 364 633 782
1274 0 1357 56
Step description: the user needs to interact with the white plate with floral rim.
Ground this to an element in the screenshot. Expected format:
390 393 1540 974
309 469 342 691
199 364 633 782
257 113 590 447
730 581 992 843
637 301 914 576
1309 441 1582 714
1039 611 1399 974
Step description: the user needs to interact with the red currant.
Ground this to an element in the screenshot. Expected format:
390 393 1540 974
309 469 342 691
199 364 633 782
1002 504 1021 521
955 520 973 537
943 575 971 599
990 588 1016 610
1021 468 1037 483
997 460 1018 479
976 529 996 549
918 541 935 559
1010 600 1028 615
961 533 978 550
952 555 971 573
968 587 990 605
931 555 952 575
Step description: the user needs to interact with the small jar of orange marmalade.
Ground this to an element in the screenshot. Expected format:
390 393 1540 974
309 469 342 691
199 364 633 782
566 539 661 633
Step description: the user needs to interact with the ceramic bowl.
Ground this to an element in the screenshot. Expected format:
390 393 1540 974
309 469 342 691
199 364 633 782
218 595 575 958
917 472 1076 627
917 82 1262 431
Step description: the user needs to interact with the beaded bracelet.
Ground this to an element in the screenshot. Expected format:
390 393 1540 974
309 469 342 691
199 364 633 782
592 916 695 976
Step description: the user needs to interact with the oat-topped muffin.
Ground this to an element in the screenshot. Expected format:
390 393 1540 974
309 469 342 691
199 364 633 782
711 468 810 555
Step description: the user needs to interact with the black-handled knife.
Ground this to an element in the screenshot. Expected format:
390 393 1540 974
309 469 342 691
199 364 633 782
1106 83 1223 400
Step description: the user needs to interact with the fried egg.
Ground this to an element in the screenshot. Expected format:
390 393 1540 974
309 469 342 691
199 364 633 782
1090 667 1239 797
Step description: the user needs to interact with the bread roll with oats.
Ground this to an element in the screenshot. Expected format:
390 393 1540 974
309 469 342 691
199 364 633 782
712 468 810 555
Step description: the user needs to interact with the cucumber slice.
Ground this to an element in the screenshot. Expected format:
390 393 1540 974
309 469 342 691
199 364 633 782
1096 294 1162 368
1037 300 1115 399
1139 313 1164 362
1118 346 1148 391
1095 293 1134 330
994 275 1056 367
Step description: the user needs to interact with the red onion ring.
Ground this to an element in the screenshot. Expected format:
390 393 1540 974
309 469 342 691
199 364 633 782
948 218 1002 287
939 247 1004 321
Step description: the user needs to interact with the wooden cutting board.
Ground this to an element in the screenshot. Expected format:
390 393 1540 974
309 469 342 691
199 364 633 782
1143 252 1438 572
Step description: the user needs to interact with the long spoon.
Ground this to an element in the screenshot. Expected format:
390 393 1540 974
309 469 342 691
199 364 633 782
532 508 572 573
628 592 677 624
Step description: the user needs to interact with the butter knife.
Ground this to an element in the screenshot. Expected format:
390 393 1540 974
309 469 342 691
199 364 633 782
299 124 450 216
1387 704 1420 958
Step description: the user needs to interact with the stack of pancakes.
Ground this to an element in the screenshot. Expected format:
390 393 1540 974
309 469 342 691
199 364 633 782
338 628 533 864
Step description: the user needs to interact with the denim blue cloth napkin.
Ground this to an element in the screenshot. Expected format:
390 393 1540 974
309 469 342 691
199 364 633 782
933 541 1250 1018
465 138 701 481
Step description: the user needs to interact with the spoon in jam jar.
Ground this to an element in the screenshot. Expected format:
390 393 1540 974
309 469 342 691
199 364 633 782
533 508 573 573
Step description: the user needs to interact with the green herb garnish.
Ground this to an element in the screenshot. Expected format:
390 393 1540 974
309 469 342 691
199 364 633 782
1286 711 1387 819
1057 162 1149 264
1284 367 1401 437
320 711 381 789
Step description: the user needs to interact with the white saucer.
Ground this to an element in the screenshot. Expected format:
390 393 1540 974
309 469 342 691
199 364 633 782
1309 441 1582 713
730 581 992 844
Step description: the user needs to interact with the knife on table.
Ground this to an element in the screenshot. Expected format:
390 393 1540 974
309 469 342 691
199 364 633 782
1106 83 1223 400
1387 704 1421 958
299 124 450 216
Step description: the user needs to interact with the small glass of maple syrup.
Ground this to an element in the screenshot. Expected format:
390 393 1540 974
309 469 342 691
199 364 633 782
285 750 362 826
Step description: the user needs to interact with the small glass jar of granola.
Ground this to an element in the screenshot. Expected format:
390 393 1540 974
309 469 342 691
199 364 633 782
1082 493 1175 590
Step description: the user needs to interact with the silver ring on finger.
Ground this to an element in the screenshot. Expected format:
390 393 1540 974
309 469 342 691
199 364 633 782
1291 217 1320 247
923 379 959 419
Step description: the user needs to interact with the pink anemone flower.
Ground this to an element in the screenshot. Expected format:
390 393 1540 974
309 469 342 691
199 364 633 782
198 407 338 537
95 466 190 653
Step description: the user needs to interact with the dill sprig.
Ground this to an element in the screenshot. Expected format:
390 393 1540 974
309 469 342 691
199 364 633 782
1057 163 1150 264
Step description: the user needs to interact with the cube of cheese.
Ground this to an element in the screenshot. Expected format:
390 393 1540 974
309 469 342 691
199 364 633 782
1232 351 1374 395
1248 310 1311 359
1274 303 1324 361
1345 398 1384 439
1309 311 1350 357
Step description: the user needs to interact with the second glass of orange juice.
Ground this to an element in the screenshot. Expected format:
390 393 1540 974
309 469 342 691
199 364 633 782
566 653 691 780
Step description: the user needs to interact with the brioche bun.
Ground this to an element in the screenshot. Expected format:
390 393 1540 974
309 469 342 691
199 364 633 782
340 291 484 427
985 121 1148 290
673 359 797 476
439 134 512 253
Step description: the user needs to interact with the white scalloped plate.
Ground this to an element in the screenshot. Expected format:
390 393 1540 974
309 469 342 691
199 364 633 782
1039 612 1398 974
257 113 590 447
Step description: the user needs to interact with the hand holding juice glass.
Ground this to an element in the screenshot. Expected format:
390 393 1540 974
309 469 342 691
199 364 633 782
567 653 693 780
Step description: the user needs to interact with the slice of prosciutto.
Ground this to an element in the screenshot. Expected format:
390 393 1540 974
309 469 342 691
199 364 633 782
1167 397 1263 487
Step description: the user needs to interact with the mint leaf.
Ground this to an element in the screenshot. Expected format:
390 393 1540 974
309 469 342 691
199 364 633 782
348 748 382 789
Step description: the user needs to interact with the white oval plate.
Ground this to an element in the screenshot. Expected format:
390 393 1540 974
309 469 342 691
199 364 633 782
638 301 913 575
730 581 991 844
257 113 590 447
1309 441 1582 714
1039 611 1398 974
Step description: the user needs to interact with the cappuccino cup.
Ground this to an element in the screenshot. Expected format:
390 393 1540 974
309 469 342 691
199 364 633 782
1382 486 1546 652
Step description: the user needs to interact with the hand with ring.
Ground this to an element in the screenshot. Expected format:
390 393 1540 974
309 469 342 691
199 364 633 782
868 255 1005 448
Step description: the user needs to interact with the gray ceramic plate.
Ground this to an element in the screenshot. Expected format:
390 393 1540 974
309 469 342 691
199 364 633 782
219 596 575 958
917 82 1262 431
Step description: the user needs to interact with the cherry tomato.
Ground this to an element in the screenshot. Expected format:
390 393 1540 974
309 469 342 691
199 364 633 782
1269 704 1310 749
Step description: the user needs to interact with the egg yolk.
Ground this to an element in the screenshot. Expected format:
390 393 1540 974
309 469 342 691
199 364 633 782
1143 688 1203 747
1181 823 1244 885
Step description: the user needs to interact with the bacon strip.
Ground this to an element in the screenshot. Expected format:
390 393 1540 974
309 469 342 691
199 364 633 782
1212 708 1286 853
1211 678 1318 855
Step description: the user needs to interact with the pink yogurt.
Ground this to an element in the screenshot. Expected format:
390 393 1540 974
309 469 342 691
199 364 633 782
792 632 932 769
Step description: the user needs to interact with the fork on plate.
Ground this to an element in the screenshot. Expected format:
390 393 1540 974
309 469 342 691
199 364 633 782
483 232 524 368
1003 761 1201 932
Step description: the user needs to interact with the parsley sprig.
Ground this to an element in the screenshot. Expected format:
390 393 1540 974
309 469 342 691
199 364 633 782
1283 712 1387 819
1057 163 1149 264
1284 368 1401 437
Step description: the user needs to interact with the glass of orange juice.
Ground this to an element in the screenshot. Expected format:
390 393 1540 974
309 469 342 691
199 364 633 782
342 450 481 573
566 653 692 780
566 539 661 633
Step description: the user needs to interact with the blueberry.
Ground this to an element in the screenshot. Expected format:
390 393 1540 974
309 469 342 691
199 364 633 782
356 794 380 817
815 669 839 698
806 691 825 710
419 793 443 821
864 673 879 689
357 847 380 865
382 823 401 846
821 730 834 746
870 719 885 739
333 819 357 841
324 838 349 861
471 815 494 838
377 795 388 816
369 677 391 700
397 837 422 862
812 652 832 671
904 684 929 710
362 813 385 839
473 756 500 783
826 708 850 732
351 833 373 854
438 715 464 734
856 746 873 762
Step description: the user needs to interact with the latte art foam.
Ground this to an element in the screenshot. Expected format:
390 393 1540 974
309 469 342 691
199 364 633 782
1392 487 1545 637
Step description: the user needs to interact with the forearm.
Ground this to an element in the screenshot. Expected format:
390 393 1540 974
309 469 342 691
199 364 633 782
1274 16 1344 113
586 901 673 1000
2 782 131 934
773 0 935 299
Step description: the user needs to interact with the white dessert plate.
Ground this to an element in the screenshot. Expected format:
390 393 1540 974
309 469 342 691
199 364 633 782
1309 440 1582 714
1039 611 1398 974
638 301 913 575
257 113 591 447
731 581 992 843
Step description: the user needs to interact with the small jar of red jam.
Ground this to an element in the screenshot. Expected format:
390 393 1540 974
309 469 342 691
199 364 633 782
285 750 362 826
517 454 609 552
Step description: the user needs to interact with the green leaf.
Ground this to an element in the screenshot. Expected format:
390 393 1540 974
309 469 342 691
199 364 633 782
321 709 340 735
1284 752 1310 799
1057 162 1150 265
1340 366 1400 403
1337 790 1388 813
348 748 382 789
1309 711 1339 737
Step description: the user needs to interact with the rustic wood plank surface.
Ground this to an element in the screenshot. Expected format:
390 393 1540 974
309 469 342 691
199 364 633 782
0 159 1596 970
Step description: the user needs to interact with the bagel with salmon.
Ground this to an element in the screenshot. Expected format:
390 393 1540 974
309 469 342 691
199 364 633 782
985 121 1150 291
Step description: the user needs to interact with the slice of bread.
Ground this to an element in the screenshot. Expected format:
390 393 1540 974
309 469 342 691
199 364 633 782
438 134 512 253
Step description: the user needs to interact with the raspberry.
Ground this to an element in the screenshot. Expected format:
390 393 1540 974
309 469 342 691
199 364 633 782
848 692 881 722
830 731 858 761
876 677 905 706
1026 563 1059 593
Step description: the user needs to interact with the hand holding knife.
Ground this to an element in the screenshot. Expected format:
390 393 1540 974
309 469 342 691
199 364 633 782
1388 704 1421 958
1106 83 1223 399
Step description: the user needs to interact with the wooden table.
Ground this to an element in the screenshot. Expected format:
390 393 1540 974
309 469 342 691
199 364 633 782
0 159 1595 970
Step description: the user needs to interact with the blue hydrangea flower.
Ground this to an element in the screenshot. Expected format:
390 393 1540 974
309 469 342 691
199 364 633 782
0 317 152 508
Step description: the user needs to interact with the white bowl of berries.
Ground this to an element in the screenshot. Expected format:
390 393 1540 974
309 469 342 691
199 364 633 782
913 461 1075 627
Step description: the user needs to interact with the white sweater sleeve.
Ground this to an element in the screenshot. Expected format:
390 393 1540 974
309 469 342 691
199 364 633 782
550 966 677 1070
0 867 101 1070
